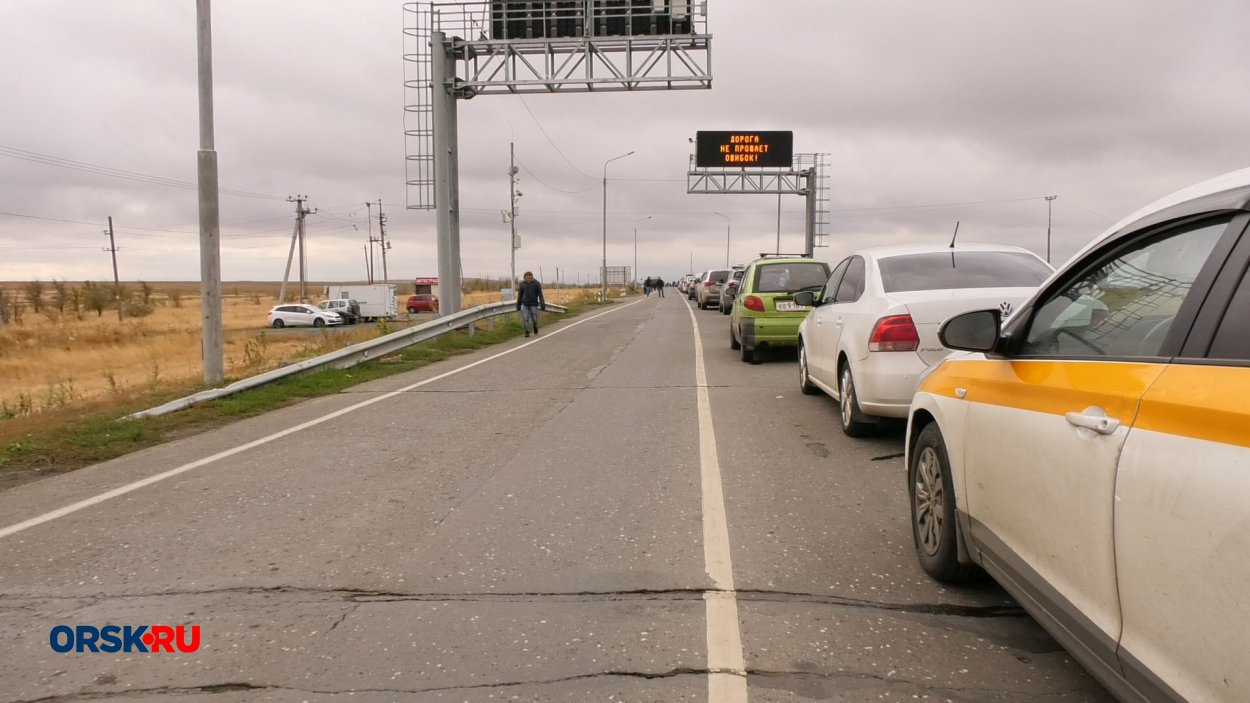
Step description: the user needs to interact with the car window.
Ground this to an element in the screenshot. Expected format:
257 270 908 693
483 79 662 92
1018 219 1229 358
754 262 830 294
834 256 865 303
821 259 850 304
708 269 731 283
878 252 1052 293
1207 265 1250 360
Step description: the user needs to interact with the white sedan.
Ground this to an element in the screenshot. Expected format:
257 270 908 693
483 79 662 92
267 304 343 329
795 243 1052 436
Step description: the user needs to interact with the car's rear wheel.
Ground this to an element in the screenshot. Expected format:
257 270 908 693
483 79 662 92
313 318 326 328
408 306 418 313
910 424 980 583
838 364 874 437
271 319 284 329
798 342 820 395
730 323 741 350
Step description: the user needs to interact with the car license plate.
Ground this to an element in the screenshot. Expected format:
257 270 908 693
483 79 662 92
776 301 810 312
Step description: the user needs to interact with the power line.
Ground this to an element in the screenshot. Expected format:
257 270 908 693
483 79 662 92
518 97 597 181
0 145 284 201
514 155 598 194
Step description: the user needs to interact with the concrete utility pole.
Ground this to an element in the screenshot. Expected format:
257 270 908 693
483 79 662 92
1045 195 1058 263
377 199 390 283
278 198 303 305
196 0 223 384
365 201 374 283
509 142 520 294
104 216 122 322
283 196 313 302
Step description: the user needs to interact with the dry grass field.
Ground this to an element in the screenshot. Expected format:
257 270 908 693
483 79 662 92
0 282 601 420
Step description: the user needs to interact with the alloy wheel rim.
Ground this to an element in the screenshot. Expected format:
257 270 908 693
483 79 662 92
799 347 808 386
914 446 943 556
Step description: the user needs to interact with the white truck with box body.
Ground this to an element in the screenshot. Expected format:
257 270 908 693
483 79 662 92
323 284 397 321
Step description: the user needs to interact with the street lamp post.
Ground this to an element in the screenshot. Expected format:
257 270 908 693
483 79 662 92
1045 195 1058 263
714 211 731 267
602 150 635 302
634 215 651 287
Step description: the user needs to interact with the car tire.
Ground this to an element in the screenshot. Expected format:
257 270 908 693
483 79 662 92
272 319 284 329
730 323 741 350
838 364 875 437
314 318 326 328
910 423 980 583
408 306 418 314
740 340 754 363
798 342 820 395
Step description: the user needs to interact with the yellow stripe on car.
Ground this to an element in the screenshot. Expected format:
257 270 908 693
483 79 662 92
1135 365 1250 449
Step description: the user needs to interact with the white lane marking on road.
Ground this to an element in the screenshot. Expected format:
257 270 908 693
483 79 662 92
685 300 749 702
0 300 645 541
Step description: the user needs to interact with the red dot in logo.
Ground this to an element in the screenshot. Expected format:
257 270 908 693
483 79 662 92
141 633 155 647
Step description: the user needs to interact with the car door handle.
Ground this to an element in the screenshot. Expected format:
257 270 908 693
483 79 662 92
1065 408 1121 435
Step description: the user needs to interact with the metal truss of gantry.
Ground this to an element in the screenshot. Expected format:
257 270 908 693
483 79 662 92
687 152 831 255
403 1 713 313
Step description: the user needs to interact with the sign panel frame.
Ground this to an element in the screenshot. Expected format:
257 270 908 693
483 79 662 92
695 130 794 168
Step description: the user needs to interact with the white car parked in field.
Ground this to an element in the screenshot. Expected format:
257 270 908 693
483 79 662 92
795 243 1053 436
267 304 343 329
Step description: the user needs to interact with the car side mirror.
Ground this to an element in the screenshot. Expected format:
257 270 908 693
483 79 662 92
793 291 816 307
939 310 1002 352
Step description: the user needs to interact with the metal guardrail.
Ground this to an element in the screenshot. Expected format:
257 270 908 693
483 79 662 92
127 300 567 419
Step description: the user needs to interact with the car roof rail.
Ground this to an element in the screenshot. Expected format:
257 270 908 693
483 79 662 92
757 252 811 259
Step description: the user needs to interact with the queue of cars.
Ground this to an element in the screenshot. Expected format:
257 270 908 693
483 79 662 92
266 293 438 328
688 168 1250 703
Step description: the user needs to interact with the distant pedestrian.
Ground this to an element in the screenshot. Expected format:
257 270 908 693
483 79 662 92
516 271 545 337
655 277 665 297
643 276 653 297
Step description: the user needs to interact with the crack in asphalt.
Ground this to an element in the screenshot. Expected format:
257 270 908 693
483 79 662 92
8 666 1095 702
8 669 715 702
0 585 1022 619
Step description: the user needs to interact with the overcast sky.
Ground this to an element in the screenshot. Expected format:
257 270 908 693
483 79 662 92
3 0 1250 286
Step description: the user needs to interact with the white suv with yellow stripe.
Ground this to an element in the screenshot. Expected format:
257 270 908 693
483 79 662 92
906 168 1250 703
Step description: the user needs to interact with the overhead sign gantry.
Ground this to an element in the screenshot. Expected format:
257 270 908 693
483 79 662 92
403 1 713 313
688 133 830 256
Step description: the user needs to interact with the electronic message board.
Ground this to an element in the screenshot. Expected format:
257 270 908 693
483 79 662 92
696 131 793 168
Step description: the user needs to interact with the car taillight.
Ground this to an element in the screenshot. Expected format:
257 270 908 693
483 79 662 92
869 314 920 352
743 295 765 312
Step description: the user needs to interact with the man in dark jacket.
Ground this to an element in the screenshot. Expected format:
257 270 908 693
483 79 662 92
516 271 545 337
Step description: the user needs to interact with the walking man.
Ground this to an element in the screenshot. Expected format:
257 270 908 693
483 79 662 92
516 270 545 337
655 276 665 297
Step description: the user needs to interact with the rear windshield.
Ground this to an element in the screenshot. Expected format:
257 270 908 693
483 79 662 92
753 261 832 293
705 270 731 283
879 252 1052 293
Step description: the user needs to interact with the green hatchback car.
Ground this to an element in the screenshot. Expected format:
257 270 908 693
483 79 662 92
730 255 831 363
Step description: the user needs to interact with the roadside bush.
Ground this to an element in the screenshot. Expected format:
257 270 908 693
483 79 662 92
124 300 155 318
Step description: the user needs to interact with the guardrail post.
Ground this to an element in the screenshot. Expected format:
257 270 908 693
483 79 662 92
467 321 476 337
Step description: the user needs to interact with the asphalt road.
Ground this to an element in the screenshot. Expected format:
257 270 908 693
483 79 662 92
0 295 1113 702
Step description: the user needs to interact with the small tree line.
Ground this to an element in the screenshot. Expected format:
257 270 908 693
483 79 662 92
0 279 163 325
